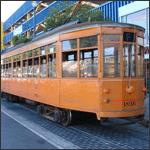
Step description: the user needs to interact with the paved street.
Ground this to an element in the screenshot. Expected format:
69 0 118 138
1 112 58 149
1 95 149 149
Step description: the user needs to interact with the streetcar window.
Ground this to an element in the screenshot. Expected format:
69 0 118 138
48 43 56 53
33 48 39 56
3 59 6 64
16 54 21 61
123 32 136 43
138 45 144 77
28 59 33 77
8 57 11 63
5 58 8 64
3 65 5 77
23 60 27 77
1 65 3 77
23 52 28 59
80 49 98 78
103 43 120 78
6 64 9 77
9 63 12 77
62 51 77 77
62 39 77 51
13 62 17 77
138 37 144 46
17 61 21 77
80 35 97 48
48 54 56 77
103 34 120 42
28 50 32 58
40 56 47 77
13 55 17 61
33 58 39 77
123 44 136 77
40 46 47 55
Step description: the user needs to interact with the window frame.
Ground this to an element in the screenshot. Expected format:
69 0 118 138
102 34 121 78
61 35 99 78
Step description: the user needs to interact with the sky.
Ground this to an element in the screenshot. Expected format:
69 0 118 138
1 1 25 22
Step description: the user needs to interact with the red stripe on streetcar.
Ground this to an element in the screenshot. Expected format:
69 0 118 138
112 99 139 102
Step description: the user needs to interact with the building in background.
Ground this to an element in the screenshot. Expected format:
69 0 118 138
2 1 105 53
119 1 149 45
1 22 5 53
93 1 134 22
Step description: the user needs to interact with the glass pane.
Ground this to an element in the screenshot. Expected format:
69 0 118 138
5 58 8 63
138 37 144 46
80 49 98 78
23 67 27 77
16 54 21 61
62 51 77 77
8 57 11 63
62 39 77 51
13 55 17 61
5 64 8 77
28 51 32 58
13 68 17 77
33 65 39 77
40 64 47 77
40 46 47 55
103 34 120 42
80 35 97 48
138 46 144 77
48 43 56 53
17 67 21 77
48 54 56 77
23 52 28 59
9 68 11 77
123 32 136 43
3 65 5 77
123 44 136 77
1 65 3 77
103 43 120 78
33 49 39 56
28 66 33 77
23 60 27 77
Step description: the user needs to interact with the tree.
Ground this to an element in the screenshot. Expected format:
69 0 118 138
44 1 104 32
11 35 32 46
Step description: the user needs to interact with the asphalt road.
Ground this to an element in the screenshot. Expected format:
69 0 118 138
1 95 149 149
1 112 58 149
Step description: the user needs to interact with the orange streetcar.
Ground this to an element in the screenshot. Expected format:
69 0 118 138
1 21 149 127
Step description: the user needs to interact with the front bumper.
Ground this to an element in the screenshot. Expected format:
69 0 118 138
100 107 146 118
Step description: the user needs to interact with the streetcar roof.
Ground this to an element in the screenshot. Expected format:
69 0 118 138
2 21 145 55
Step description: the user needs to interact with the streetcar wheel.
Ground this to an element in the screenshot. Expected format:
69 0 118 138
61 110 72 126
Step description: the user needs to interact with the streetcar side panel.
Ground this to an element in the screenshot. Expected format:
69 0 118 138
60 80 100 113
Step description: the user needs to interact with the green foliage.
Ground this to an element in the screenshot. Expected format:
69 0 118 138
23 52 28 59
11 35 32 46
28 50 32 58
33 49 39 56
44 1 105 32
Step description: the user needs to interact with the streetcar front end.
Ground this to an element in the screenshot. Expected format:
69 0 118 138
99 29 149 127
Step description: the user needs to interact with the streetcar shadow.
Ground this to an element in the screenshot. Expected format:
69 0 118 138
70 111 149 136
